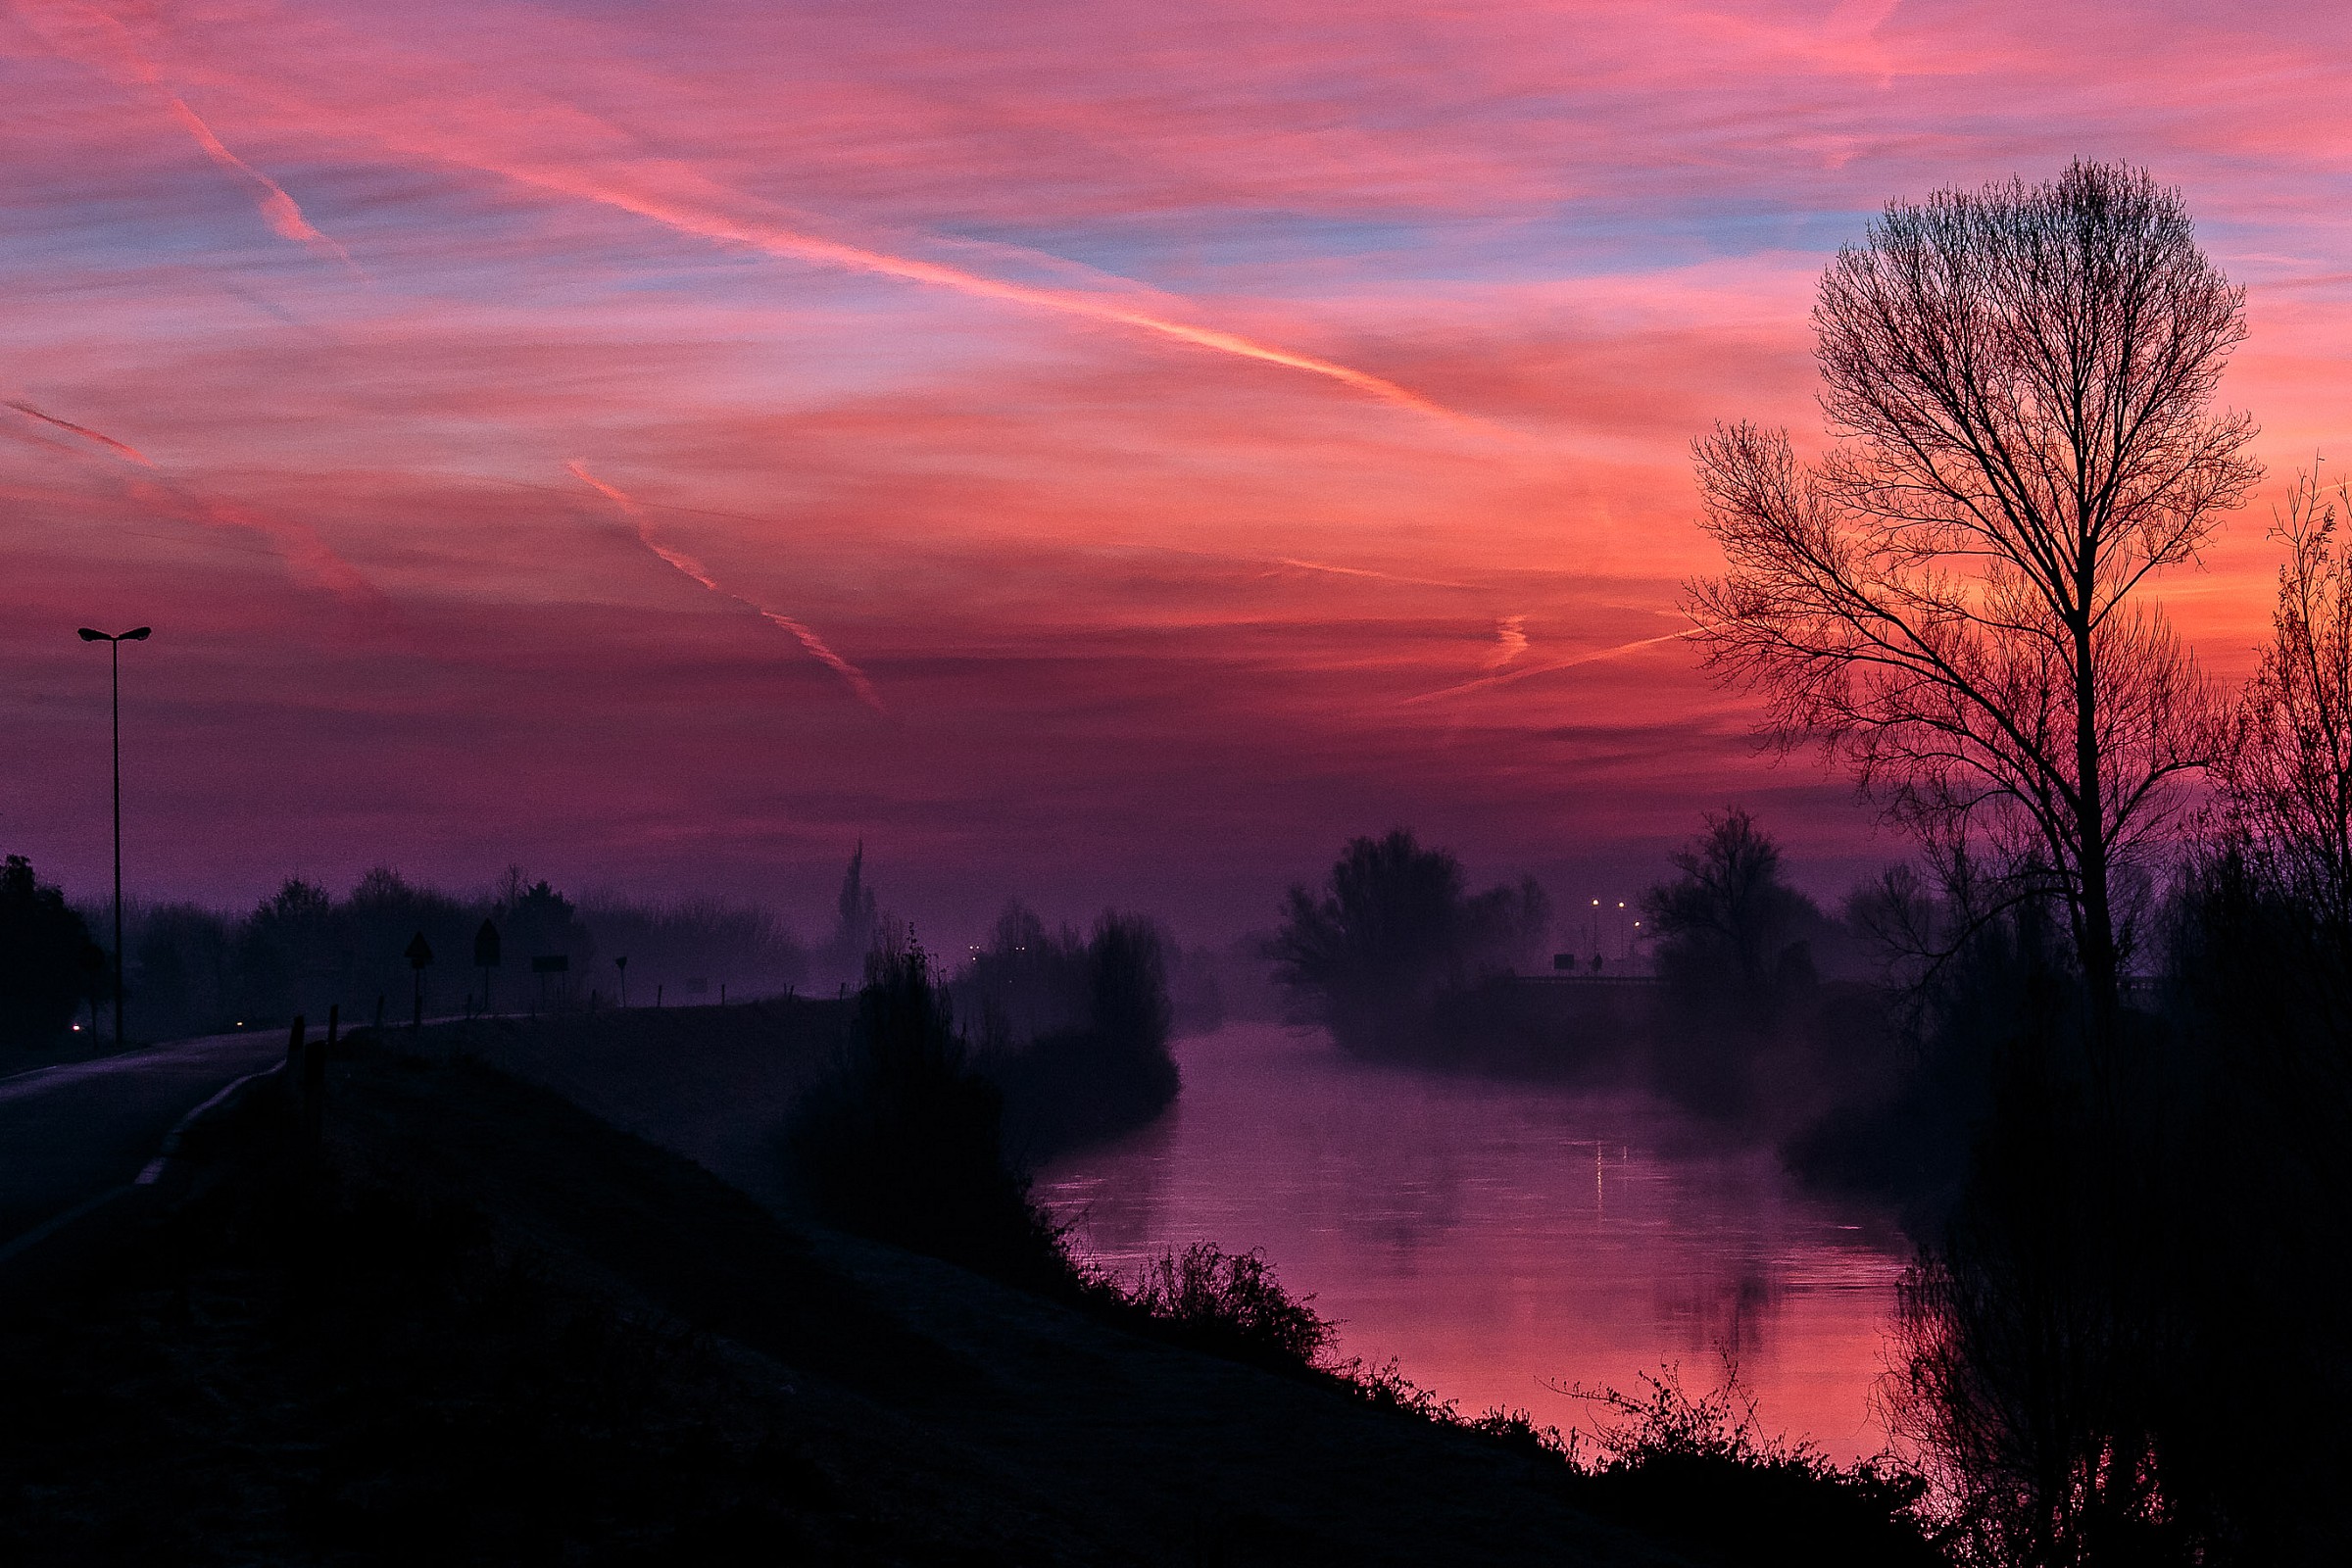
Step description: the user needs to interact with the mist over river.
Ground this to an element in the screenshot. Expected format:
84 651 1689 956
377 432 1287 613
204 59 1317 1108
1035 1022 1910 1463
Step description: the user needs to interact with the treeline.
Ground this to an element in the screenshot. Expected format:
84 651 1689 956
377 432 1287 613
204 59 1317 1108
1266 802 2352 1557
1264 814 1890 1119
79 867 805 1042
6 839 1199 1165
0 855 104 1050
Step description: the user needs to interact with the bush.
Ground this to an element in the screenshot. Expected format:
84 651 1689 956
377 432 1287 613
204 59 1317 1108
1571 1362 1945 1567
1119 1244 1333 1373
1268 829 1549 1058
786 943 1076 1297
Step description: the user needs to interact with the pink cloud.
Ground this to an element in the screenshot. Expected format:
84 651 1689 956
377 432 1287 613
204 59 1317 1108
4 0 2350 936
568 459 885 711
10 0 353 266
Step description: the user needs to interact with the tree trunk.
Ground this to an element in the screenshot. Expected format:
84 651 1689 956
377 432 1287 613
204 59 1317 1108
2075 619 2122 1060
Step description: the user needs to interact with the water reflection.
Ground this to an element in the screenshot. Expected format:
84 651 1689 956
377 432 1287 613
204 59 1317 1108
1035 1021 1907 1462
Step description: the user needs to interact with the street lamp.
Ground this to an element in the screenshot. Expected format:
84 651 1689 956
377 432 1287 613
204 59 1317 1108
76 625 151 1048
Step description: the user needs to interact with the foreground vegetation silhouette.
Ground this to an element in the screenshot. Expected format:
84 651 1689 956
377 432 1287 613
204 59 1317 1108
0 855 102 1050
1696 163 2350 1565
787 941 1949 1564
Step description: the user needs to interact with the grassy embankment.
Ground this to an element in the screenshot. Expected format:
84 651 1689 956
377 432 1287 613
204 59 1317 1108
1 1028 1725 1566
466 994 1943 1564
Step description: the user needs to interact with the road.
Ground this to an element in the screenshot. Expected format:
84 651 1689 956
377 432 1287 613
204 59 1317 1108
0 1031 287 1249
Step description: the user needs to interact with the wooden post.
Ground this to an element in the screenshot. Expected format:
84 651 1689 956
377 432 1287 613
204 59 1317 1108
286 1013 307 1074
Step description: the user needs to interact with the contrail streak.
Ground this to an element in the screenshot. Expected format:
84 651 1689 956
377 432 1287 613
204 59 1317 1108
1259 557 1482 591
5 400 152 465
481 161 1461 425
1485 613 1529 670
1399 626 1702 707
2 396 378 604
26 5 1465 420
569 462 883 711
162 98 353 266
174 491 380 605
15 1 352 267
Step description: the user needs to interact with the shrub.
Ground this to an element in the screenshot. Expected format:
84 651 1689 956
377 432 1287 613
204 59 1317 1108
1119 1244 1333 1373
786 943 1075 1297
1570 1362 1945 1567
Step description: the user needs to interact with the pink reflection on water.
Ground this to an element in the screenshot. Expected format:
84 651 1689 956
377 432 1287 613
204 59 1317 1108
1036 1022 1909 1463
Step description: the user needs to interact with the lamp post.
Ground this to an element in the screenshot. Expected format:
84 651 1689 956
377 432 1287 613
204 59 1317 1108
76 625 150 1049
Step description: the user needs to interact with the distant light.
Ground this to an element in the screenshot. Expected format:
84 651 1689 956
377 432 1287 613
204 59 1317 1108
71 1023 81 1031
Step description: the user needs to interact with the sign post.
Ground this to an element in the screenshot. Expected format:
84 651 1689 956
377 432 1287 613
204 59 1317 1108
613 955 628 1008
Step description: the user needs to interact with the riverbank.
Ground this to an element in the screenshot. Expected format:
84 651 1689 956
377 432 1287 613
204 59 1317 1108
1037 1022 1912 1466
418 1006 1911 1468
0 1035 1714 1565
430 995 1181 1196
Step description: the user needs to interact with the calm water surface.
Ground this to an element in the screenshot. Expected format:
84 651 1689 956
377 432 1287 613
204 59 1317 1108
1035 1021 1911 1462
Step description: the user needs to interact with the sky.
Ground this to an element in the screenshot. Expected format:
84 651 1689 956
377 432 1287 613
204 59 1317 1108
6 0 2352 944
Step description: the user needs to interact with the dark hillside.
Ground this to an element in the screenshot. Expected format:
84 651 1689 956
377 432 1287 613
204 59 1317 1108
0 1038 1702 1566
429 1000 851 1209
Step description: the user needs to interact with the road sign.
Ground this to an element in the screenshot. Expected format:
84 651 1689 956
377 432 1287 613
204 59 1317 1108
406 932 435 969
473 919 501 968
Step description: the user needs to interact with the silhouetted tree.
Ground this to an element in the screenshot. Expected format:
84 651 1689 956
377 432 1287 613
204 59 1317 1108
958 906 1182 1157
1642 808 1821 1005
1464 874 1554 973
237 878 339 1020
129 903 236 1038
1270 829 1547 1055
2145 846 2352 1560
2222 467 2352 930
498 875 593 973
822 842 882 984
343 866 469 1016
963 901 1084 1045
1690 161 2258 1046
787 941 1070 1293
1887 1015 2212 1568
0 855 104 1050
1087 912 1174 1057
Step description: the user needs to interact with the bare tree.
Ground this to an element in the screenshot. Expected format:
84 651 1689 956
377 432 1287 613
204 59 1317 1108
2221 468 2352 928
1642 807 1816 998
1690 161 2260 1038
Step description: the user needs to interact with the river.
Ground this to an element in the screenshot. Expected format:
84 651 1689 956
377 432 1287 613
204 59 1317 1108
1033 1020 1911 1463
